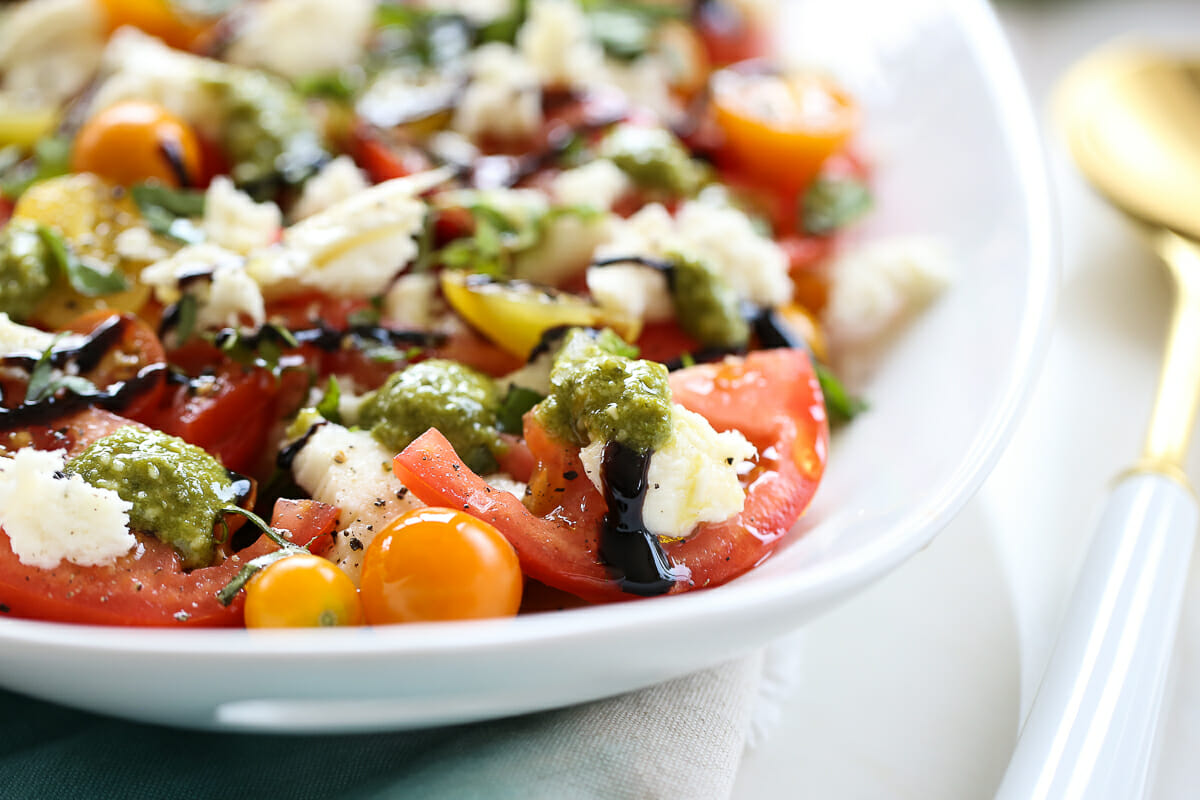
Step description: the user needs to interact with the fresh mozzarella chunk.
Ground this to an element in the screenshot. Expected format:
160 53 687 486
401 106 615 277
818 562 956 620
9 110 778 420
589 199 792 322
0 448 135 569
414 0 515 24
113 226 171 264
197 261 267 330
482 473 527 499
516 213 612 287
589 203 675 321
822 236 952 345
139 243 244 305
517 0 606 89
91 30 225 138
382 273 443 329
0 313 60 354
275 170 452 298
453 43 542 143
226 0 374 80
578 405 756 539
202 177 282 255
289 423 423 584
140 244 265 329
290 156 369 221
601 55 678 122
0 0 105 105
551 160 632 211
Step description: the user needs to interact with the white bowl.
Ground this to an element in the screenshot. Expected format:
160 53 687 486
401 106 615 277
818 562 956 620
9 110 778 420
0 0 1055 732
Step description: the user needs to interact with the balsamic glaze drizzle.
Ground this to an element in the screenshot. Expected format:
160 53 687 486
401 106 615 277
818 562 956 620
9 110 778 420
276 421 327 471
1 316 169 428
157 140 193 189
226 470 254 508
598 440 677 596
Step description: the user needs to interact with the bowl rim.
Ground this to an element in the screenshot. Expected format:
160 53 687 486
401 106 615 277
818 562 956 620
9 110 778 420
0 0 1058 660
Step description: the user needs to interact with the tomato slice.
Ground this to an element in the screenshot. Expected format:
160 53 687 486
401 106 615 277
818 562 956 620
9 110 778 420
270 498 340 558
146 364 282 475
64 310 168 421
0 412 332 627
393 349 828 602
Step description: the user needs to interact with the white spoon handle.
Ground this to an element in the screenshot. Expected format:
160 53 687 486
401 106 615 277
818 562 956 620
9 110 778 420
996 472 1197 800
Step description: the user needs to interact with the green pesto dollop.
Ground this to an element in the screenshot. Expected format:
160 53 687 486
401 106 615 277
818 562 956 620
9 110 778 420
359 359 502 473
599 125 708 197
0 219 53 320
211 70 327 196
65 427 236 570
535 328 673 453
669 253 750 349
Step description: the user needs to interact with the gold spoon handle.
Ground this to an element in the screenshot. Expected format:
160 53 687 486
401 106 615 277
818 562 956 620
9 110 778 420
1141 230 1200 478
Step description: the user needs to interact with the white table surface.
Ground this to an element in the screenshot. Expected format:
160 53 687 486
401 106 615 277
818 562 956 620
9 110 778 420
732 1 1200 797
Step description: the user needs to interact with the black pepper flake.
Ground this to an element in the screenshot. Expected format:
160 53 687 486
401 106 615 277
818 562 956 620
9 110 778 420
452 464 460 471
396 488 409 498
463 503 469 509
525 487 533 496
365 525 373 531
563 470 579 481
348 538 363 551
726 457 734 465
374 498 386 507
0 604 9 614
653 483 660 489
554 487 565 493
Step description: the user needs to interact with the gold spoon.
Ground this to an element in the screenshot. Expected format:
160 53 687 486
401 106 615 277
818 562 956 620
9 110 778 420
997 45 1200 800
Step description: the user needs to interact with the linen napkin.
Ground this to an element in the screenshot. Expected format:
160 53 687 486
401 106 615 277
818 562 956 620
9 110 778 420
0 650 771 800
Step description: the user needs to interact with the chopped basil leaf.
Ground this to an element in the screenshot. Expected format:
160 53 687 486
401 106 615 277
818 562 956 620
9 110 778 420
25 336 98 403
174 294 199 346
496 386 545 434
132 183 207 244
294 70 364 101
316 375 343 425
801 177 872 236
0 136 72 199
815 361 866 424
36 225 129 296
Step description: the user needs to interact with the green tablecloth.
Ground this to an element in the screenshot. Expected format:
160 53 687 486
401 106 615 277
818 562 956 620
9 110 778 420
0 656 760 800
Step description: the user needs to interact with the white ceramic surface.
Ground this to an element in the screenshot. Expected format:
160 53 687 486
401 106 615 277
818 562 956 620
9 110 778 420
0 0 1055 732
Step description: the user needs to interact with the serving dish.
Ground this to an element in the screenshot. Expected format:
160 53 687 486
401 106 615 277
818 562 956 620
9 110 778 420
0 0 1055 732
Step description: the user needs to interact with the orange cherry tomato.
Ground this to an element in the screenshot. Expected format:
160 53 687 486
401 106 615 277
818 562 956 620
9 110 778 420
97 0 214 51
360 507 523 624
711 68 857 193
244 553 364 629
72 101 202 188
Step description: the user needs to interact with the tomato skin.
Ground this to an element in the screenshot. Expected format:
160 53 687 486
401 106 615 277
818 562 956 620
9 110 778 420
270 498 340 558
65 310 168 422
97 0 213 51
711 70 857 194
0 412 329 627
695 2 769 65
394 349 829 602
72 101 202 188
244 553 363 629
360 507 523 624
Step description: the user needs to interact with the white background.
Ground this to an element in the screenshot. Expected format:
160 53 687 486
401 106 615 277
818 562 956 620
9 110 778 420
733 1 1200 797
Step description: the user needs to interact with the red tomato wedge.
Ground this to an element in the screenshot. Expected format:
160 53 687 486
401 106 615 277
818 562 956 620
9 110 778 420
393 349 828 602
0 410 338 626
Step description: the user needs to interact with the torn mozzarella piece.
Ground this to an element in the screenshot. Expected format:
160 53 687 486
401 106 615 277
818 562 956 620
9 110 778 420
517 0 606 89
0 313 63 354
382 273 443 329
0 448 135 569
202 177 282 255
288 423 423 583
578 405 756 539
0 0 105 105
589 199 792 323
453 43 542 143
822 236 952 345
274 169 452 297
551 160 632 212
140 244 266 329
225 0 374 80
290 156 369 221
414 0 515 24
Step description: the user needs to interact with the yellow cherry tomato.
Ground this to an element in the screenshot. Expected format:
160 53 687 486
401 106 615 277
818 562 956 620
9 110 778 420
72 100 202 188
97 0 214 51
360 507 523 625
712 68 858 192
244 553 364 629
